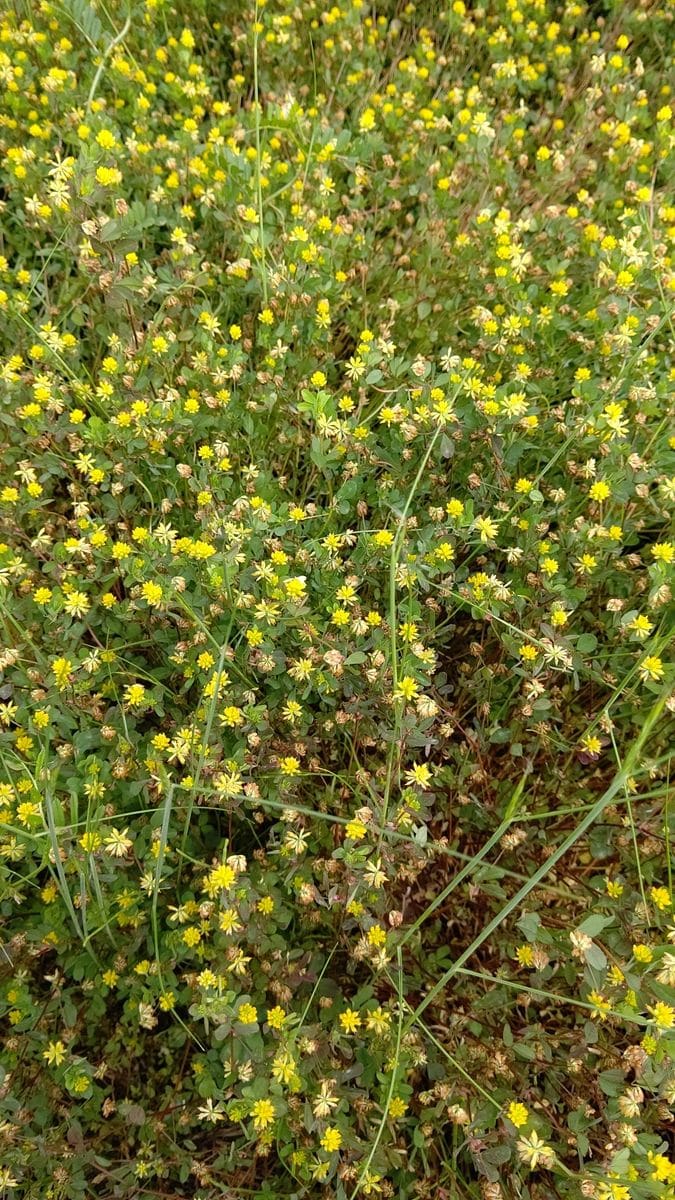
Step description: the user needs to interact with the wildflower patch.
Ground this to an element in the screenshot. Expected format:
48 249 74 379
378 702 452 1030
0 1 673 1198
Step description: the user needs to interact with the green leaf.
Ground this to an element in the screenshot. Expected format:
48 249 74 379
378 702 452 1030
578 914 613 937
598 1069 624 1096
576 633 598 653
516 912 541 942
584 943 607 971
58 0 105 45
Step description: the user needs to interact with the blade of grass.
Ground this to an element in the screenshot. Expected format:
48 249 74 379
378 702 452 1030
350 946 404 1200
407 691 667 1030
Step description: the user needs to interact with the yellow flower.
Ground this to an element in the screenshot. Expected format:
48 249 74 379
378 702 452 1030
104 828 132 857
474 515 499 541
219 908 242 935
79 831 102 852
346 819 367 841
652 541 674 564
43 1040 67 1066
365 1006 391 1034
284 577 307 599
251 1098 276 1131
96 128 116 149
516 1130 554 1169
632 943 653 964
220 705 243 727
272 1049 297 1085
63 589 90 617
404 763 432 789
648 1152 675 1183
389 1098 408 1119
279 756 300 775
95 166 122 187
393 676 419 702
206 864 236 893
141 581 163 607
266 1006 286 1030
639 655 664 682
588 990 611 1019
506 1101 529 1128
372 529 394 547
51 657 73 690
576 553 597 574
124 683 147 707
361 1170 383 1195
320 1127 342 1152
339 1008 361 1033
629 614 653 639
434 541 454 563
650 886 671 910
396 624 417 643
238 1003 258 1025
649 1002 674 1030
589 480 611 502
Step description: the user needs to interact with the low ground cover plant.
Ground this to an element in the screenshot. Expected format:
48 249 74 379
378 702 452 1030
0 0 673 1197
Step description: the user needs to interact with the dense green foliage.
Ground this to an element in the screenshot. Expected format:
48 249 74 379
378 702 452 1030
0 1 674 1197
